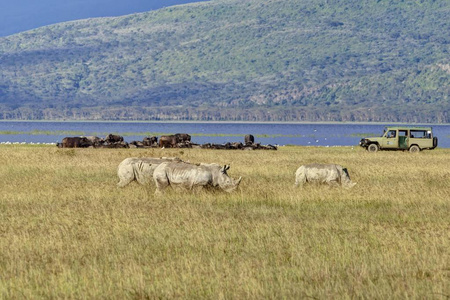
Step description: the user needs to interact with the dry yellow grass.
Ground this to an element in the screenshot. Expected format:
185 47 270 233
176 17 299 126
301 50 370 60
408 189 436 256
0 145 449 299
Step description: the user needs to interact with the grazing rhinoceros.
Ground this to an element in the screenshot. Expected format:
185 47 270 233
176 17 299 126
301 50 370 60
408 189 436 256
117 157 182 187
295 163 356 188
153 162 242 194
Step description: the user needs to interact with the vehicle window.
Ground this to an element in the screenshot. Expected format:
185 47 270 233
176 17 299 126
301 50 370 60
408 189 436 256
386 130 396 138
410 130 429 139
399 130 407 137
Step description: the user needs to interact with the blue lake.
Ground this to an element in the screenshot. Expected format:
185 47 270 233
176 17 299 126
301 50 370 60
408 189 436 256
0 121 449 148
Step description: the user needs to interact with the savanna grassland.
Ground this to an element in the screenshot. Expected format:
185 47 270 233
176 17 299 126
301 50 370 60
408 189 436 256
0 145 449 299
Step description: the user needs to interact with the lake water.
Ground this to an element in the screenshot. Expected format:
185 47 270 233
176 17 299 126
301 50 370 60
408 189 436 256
0 121 449 148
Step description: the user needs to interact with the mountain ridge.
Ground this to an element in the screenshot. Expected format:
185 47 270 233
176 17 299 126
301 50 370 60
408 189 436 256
0 0 209 37
0 0 449 122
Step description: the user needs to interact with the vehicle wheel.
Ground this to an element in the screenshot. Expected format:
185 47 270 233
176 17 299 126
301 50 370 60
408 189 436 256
367 144 379 152
433 137 438 148
409 145 420 153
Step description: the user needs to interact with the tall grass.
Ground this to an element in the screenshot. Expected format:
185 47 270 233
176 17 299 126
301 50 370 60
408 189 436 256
0 145 448 299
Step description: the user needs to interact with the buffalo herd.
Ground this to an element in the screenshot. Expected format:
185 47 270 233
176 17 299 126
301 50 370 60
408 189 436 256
57 133 277 150
57 134 128 148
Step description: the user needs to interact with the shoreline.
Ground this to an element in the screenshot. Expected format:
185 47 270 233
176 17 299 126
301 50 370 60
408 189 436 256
0 120 449 126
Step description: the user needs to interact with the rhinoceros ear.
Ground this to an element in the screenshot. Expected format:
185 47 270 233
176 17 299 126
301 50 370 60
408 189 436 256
222 165 230 173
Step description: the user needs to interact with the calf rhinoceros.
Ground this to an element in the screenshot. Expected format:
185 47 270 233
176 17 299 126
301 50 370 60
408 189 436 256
295 163 356 188
153 162 242 194
117 157 182 187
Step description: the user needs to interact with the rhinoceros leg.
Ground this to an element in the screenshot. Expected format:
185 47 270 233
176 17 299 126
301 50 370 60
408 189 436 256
326 179 340 187
294 166 307 187
117 164 135 188
134 162 154 186
154 173 170 194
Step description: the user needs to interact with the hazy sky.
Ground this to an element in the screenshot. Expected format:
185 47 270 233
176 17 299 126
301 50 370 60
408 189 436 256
0 0 208 37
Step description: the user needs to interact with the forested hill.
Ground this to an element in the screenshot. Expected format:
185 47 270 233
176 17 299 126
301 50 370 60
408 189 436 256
0 0 449 123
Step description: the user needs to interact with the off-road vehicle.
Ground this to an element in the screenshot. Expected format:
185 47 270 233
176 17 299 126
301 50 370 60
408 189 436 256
359 126 438 153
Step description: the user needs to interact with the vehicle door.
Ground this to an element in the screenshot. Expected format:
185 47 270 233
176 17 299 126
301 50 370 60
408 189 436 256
398 130 408 149
381 129 398 149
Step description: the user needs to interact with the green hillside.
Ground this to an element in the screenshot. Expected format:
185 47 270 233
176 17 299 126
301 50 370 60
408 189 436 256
0 0 449 122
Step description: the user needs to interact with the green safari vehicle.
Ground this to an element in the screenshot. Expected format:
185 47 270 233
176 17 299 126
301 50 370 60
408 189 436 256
359 126 438 153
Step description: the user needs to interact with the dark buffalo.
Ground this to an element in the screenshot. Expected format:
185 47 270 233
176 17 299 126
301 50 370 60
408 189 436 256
57 137 92 148
159 135 178 148
244 134 255 145
143 136 158 147
105 134 124 143
211 144 227 150
159 134 191 148
230 142 243 149
176 142 192 148
129 141 144 148
174 133 191 143
104 141 129 148
83 136 104 147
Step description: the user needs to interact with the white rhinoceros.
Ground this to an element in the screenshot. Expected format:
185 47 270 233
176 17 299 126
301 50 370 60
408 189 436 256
295 163 356 188
117 157 182 187
153 162 242 194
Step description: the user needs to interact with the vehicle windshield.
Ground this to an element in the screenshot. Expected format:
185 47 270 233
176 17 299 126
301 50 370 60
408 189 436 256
386 130 396 138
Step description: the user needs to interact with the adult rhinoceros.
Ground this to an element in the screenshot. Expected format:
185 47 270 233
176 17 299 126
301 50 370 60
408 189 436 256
117 157 182 187
295 163 356 188
153 162 242 194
